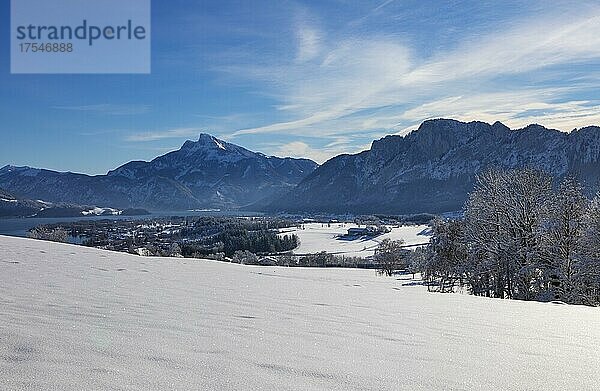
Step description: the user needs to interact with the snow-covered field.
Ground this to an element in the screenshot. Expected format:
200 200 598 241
1 235 599 390
281 223 430 257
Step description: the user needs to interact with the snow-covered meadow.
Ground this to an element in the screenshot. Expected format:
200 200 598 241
281 223 431 257
1 235 599 390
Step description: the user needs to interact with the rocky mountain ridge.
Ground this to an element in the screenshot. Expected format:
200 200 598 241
265 119 600 214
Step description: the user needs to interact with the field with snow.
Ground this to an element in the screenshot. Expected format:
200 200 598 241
281 223 431 257
1 235 599 390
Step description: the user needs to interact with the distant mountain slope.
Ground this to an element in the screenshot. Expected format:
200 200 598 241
0 134 318 211
0 188 45 217
0 187 149 218
266 119 600 214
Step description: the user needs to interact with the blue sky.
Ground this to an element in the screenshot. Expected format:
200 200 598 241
2 0 600 174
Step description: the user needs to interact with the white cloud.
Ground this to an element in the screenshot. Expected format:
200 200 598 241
53 104 150 115
272 141 330 163
267 139 370 164
296 24 321 62
400 92 600 131
225 6 600 146
126 128 205 142
404 14 600 86
232 38 413 137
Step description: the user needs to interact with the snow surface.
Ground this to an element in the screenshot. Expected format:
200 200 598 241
81 207 121 216
281 223 431 257
213 137 227 150
1 235 599 390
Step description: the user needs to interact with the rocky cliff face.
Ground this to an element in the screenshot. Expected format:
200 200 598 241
266 119 600 214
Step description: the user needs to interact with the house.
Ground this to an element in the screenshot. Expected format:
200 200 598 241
347 227 369 236
347 226 380 237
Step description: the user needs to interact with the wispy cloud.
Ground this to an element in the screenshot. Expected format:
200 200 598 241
399 91 600 131
125 127 204 142
404 13 600 85
53 104 150 115
296 23 321 63
223 4 600 148
265 139 370 164
230 37 413 137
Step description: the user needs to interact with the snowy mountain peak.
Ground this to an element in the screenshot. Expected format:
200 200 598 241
181 133 230 153
1 135 318 211
198 133 224 146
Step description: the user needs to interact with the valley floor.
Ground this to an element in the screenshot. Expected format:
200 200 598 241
0 235 599 390
282 222 431 257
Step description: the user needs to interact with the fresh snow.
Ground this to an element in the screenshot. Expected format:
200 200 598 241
281 223 431 257
81 207 121 216
213 137 227 150
1 235 598 390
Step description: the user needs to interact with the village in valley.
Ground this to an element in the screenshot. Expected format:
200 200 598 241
27 214 432 267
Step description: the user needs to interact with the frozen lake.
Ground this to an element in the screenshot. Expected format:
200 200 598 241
1 235 599 390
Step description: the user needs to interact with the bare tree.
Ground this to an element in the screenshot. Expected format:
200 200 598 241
374 238 405 276
421 169 600 305
578 193 600 305
542 177 588 301
424 218 467 292
167 242 182 257
232 250 258 265
28 227 69 243
464 169 552 299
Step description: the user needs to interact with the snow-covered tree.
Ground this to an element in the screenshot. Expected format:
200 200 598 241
424 218 467 292
424 169 600 305
541 177 588 301
374 238 405 276
28 227 69 243
167 242 182 257
232 250 258 265
463 169 553 299
578 193 600 305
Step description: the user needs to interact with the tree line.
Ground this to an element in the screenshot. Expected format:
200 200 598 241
180 230 298 257
419 168 600 306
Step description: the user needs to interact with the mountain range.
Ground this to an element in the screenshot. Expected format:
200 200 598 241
266 119 600 214
0 134 317 211
2 119 600 215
